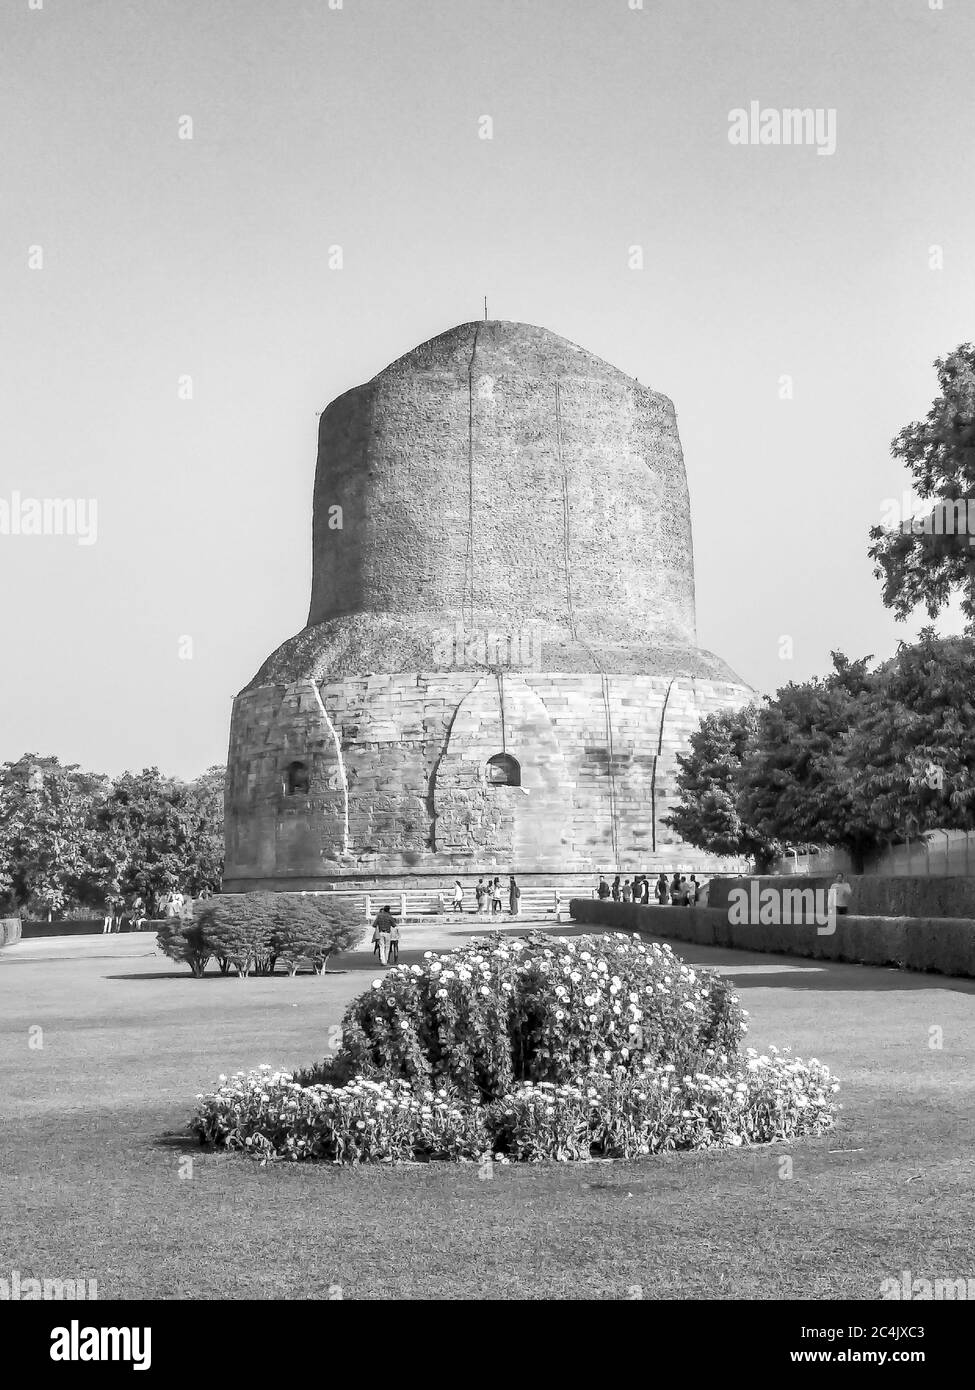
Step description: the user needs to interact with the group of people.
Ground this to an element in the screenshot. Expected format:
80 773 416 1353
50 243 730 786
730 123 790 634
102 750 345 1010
596 872 705 907
100 885 211 934
458 877 522 916
370 905 401 965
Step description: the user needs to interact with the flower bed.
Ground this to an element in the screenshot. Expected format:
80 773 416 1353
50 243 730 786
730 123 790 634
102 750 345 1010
190 930 839 1165
191 1049 838 1165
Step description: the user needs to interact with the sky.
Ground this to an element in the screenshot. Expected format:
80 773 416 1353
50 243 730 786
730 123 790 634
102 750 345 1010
1 0 973 778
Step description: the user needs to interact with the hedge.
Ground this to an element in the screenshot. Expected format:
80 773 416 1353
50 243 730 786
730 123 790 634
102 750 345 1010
568 901 975 979
706 875 975 921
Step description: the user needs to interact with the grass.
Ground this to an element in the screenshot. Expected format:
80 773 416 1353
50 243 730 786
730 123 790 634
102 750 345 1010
1 924 973 1299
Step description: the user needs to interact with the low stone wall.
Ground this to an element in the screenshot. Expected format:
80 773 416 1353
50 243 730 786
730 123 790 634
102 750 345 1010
0 917 22 948
569 900 975 979
706 875 975 921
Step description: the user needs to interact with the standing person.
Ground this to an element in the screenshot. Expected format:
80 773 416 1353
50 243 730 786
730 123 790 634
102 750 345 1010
687 875 699 906
655 873 669 905
508 875 521 916
669 874 682 906
492 877 503 915
597 875 611 900
622 878 633 903
371 905 395 965
828 873 852 917
129 894 145 932
611 875 621 901
474 878 486 914
388 915 401 965
452 879 464 912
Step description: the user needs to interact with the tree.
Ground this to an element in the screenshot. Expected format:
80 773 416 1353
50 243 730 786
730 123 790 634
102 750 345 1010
93 767 224 915
664 706 781 870
847 631 975 840
740 654 884 872
869 344 975 629
0 756 103 918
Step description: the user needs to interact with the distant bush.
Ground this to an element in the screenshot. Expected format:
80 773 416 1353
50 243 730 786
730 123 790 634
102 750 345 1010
156 909 211 978
157 892 366 977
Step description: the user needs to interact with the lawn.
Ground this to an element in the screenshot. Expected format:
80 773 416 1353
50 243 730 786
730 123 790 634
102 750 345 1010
1 923 973 1299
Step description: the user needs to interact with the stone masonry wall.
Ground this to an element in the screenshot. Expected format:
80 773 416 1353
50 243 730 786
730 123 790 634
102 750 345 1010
224 671 752 888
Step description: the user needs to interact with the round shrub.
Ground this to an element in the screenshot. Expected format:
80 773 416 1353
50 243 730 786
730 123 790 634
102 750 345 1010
334 930 747 1102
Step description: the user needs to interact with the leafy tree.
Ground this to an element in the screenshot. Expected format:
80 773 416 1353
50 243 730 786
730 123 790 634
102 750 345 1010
93 767 224 915
847 631 975 839
869 344 975 629
740 654 883 872
0 756 103 918
664 706 781 870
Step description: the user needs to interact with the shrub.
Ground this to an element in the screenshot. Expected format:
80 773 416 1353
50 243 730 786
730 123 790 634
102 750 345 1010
156 913 211 978
195 897 275 977
334 930 747 1103
272 899 365 975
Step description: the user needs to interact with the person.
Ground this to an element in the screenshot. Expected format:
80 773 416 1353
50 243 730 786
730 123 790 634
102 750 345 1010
129 894 145 932
697 877 710 908
679 877 692 906
686 874 699 906
452 880 464 911
611 875 621 901
669 874 682 906
371 905 396 965
509 875 521 916
829 873 852 917
388 916 401 965
655 873 669 906
597 875 611 900
474 878 486 914
622 878 633 903
167 890 185 919
632 875 645 904
491 877 503 914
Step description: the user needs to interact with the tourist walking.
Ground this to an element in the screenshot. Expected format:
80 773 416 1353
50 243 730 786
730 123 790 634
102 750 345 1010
491 877 503 914
509 875 521 915
371 905 396 965
452 879 464 911
655 873 669 905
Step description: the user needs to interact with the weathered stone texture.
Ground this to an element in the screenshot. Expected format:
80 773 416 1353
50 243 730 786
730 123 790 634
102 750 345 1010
225 320 752 888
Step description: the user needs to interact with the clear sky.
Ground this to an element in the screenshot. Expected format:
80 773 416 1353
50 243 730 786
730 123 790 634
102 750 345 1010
2 0 973 777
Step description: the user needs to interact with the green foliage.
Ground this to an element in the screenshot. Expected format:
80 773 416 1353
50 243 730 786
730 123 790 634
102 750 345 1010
161 892 366 977
156 908 211 978
740 653 883 871
847 631 975 836
0 756 104 918
0 755 224 919
663 706 781 869
333 931 746 1104
869 344 975 629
